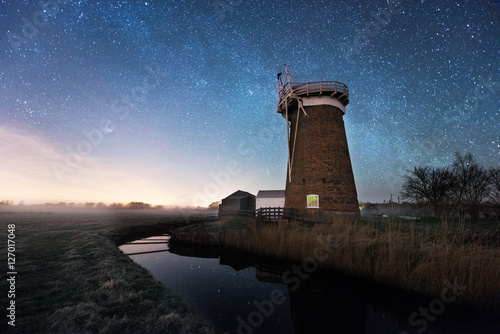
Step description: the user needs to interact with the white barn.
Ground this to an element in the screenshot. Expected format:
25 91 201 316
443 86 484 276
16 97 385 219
256 190 285 209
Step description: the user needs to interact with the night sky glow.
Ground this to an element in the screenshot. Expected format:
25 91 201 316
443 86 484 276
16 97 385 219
1 0 499 206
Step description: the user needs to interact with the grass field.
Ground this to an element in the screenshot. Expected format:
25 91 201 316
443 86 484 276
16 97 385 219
0 212 216 334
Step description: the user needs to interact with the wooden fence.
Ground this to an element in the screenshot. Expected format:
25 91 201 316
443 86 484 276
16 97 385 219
237 207 306 223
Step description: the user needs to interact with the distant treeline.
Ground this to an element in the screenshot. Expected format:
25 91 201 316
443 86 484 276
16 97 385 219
401 152 499 222
0 200 164 210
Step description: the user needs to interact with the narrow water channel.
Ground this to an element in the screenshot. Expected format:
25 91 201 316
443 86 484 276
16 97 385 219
119 236 500 334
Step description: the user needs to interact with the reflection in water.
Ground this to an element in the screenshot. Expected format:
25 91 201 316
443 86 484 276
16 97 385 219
120 237 500 334
121 238 291 333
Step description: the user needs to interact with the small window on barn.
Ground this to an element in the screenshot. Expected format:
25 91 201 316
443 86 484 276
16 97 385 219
307 194 319 208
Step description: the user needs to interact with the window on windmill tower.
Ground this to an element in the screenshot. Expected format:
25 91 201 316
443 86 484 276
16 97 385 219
307 194 319 208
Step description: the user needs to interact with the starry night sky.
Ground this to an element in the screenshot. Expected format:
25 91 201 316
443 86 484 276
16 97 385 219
1 0 499 206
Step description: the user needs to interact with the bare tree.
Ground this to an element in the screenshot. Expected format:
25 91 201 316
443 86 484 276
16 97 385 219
402 153 497 221
452 152 495 222
464 166 495 222
401 166 454 218
109 202 124 209
451 152 475 220
489 167 500 215
208 200 222 208
127 201 152 209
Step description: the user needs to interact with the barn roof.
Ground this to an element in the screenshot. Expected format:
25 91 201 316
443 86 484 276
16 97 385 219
225 195 248 200
222 190 255 200
256 190 285 198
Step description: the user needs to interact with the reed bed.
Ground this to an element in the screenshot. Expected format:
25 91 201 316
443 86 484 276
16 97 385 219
222 217 500 311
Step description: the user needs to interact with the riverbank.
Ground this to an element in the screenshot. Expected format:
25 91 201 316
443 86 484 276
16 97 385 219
0 212 216 334
2 211 497 333
171 216 500 313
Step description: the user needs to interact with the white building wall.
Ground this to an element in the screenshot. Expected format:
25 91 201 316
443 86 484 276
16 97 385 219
256 197 285 209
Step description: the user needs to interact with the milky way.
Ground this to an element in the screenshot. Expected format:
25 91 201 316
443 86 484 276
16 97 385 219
0 0 498 205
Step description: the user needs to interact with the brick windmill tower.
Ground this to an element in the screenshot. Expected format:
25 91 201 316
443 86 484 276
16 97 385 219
277 65 359 219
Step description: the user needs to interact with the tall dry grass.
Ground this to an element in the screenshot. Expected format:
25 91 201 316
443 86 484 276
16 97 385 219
222 217 500 310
